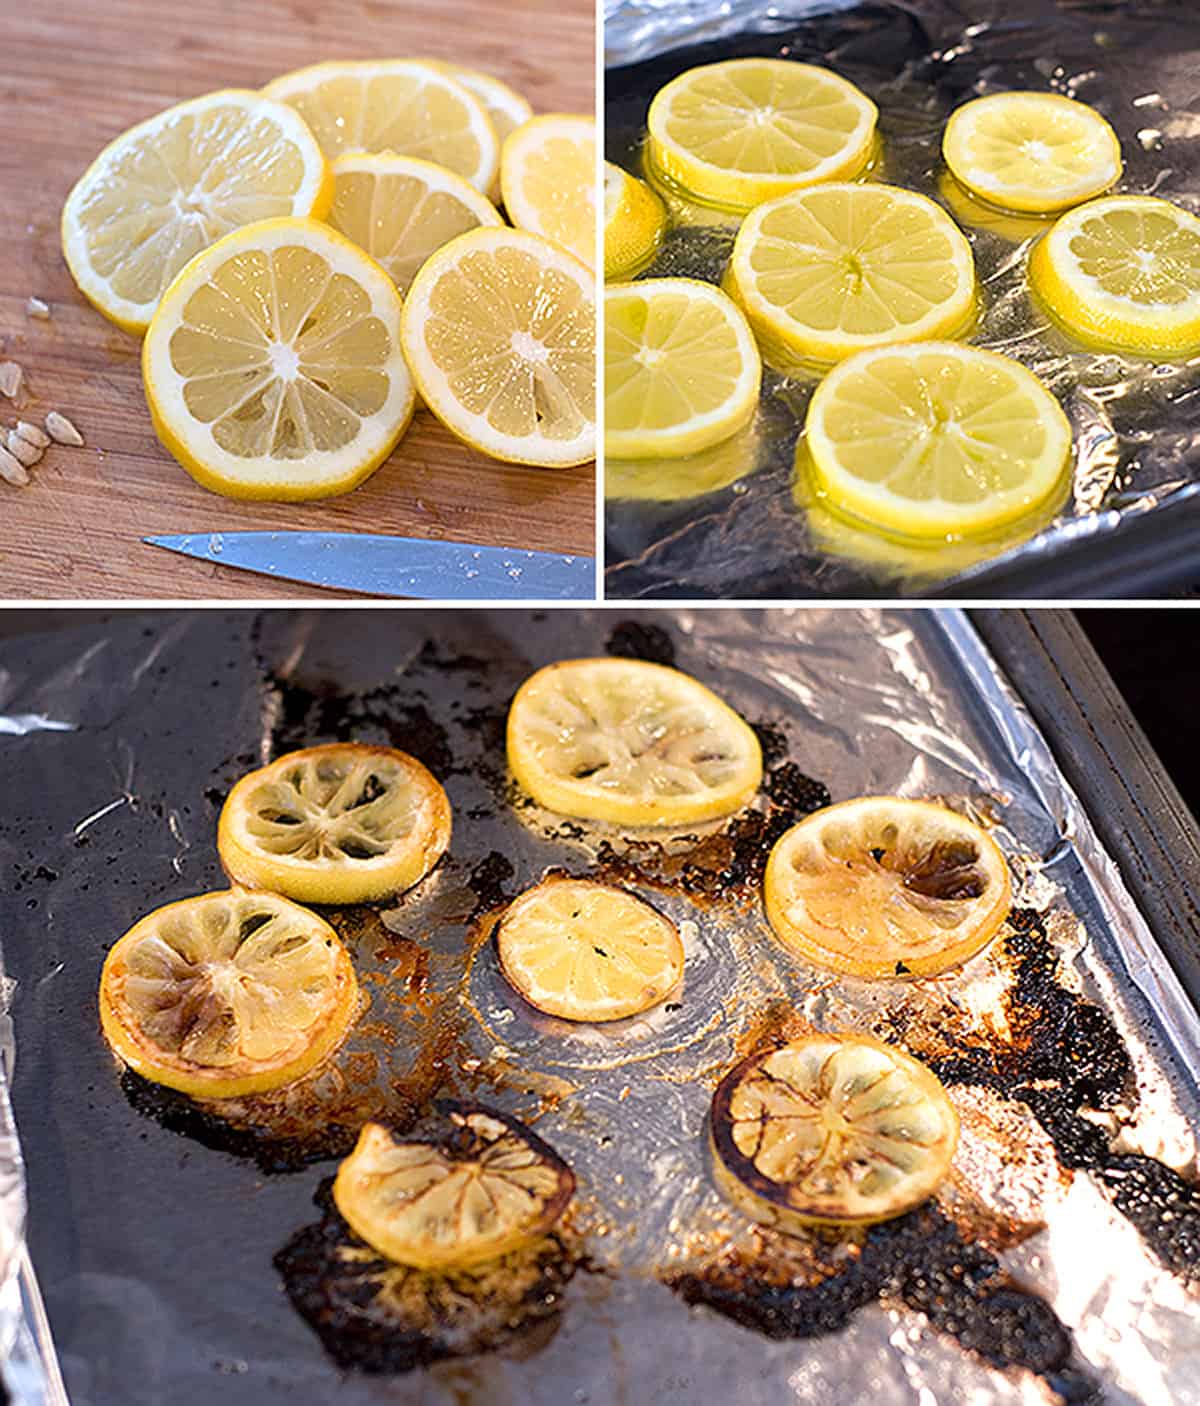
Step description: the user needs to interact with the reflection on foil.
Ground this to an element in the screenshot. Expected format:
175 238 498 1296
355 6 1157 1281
605 0 1200 597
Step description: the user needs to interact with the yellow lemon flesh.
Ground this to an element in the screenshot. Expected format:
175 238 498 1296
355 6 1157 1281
605 277 761 459
62 90 331 334
142 217 415 500
1029 194 1200 358
646 59 877 213
726 183 977 369
764 796 1012 978
942 90 1122 216
604 161 667 280
440 63 533 199
99 889 358 1099
501 113 597 268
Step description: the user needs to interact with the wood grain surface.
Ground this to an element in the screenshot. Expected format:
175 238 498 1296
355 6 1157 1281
0 0 596 600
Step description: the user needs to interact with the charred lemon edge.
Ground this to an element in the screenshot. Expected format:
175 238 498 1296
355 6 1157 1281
217 741 453 905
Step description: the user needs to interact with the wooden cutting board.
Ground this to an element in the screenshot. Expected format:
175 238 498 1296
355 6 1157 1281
0 0 595 599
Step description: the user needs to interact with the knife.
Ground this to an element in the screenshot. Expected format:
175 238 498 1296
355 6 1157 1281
145 532 596 600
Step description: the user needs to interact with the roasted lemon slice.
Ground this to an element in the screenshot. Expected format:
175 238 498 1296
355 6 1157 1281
333 1104 575 1269
218 743 452 905
264 60 498 194
327 153 502 295
497 878 684 1021
507 657 762 826
99 889 358 1099
942 91 1122 216
501 114 597 268
604 162 667 281
710 1033 959 1230
1029 195 1200 358
764 797 1011 978
62 90 331 334
725 183 977 368
646 59 877 213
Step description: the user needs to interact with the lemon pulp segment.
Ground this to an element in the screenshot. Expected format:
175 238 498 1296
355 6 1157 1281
333 1105 575 1269
710 1034 959 1230
604 162 667 281
804 342 1072 541
501 114 597 268
328 152 502 295
497 878 685 1021
645 59 877 213
942 91 1122 215
1029 194 1200 358
764 796 1012 978
99 889 358 1098
218 742 451 904
400 227 595 467
726 183 977 367
605 278 761 459
507 656 762 826
61 90 332 334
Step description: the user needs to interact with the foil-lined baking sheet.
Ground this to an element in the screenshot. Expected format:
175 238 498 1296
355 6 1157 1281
0 608 1198 1406
603 0 1200 598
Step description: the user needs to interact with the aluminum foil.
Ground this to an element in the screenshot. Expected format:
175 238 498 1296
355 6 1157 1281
0 608 1198 1406
603 0 1200 598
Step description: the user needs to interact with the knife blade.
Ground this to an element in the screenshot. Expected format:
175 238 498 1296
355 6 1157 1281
145 532 595 600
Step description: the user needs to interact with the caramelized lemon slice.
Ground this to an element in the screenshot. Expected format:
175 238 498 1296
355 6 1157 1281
99 889 358 1098
218 743 451 905
710 1033 959 1230
333 1104 575 1269
497 878 684 1021
507 657 762 827
764 797 1011 978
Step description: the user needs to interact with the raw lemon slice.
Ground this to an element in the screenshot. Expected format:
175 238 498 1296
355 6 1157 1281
142 217 415 500
646 59 878 213
442 65 534 147
804 342 1072 541
496 878 684 1021
710 1034 959 1230
327 153 502 295
401 227 595 466
218 743 451 905
333 1104 575 1269
501 114 597 268
604 161 667 281
605 278 761 459
725 183 977 368
1029 194 1200 358
62 90 331 335
264 60 498 193
763 797 1012 978
942 91 1122 216
99 889 358 1099
507 657 762 826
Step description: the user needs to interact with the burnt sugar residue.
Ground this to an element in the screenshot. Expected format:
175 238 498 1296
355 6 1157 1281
466 851 516 920
605 620 677 667
276 1178 584 1374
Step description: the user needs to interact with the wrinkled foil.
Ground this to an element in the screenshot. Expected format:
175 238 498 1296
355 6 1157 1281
604 0 1200 598
0 608 1198 1406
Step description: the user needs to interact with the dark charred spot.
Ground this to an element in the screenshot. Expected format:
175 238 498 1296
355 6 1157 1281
605 620 677 667
750 721 790 769
764 763 831 817
467 851 515 919
352 774 386 807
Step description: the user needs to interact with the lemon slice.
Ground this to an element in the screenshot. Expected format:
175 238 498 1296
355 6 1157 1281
726 183 977 368
264 60 498 194
804 342 1072 541
507 657 762 826
61 90 331 335
142 217 415 500
710 1034 959 1230
763 797 1012 978
401 227 595 467
1029 194 1200 358
333 1104 575 1269
327 153 502 295
218 743 452 905
607 417 760 502
501 114 597 268
646 59 878 213
442 65 534 148
942 91 1122 216
605 278 761 459
99 889 358 1099
496 878 685 1021
604 162 667 281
